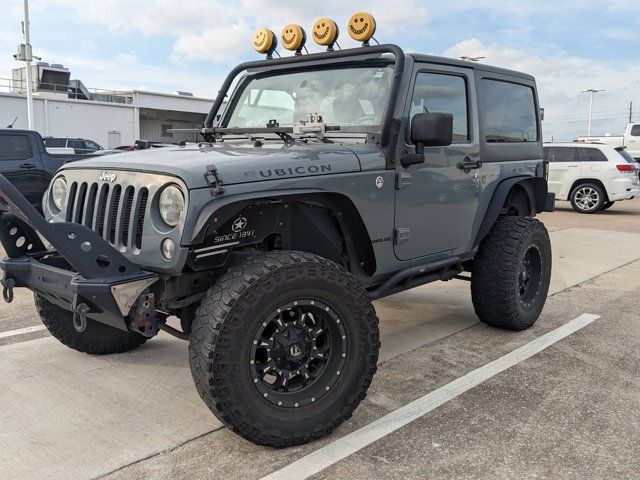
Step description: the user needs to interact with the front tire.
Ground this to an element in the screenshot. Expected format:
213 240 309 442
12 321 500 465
189 251 380 447
601 201 615 211
570 183 605 213
471 217 552 330
35 295 147 354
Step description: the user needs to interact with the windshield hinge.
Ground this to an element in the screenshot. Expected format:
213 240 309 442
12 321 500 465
204 165 225 196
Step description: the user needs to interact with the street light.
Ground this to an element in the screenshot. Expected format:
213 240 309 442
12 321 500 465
581 88 605 136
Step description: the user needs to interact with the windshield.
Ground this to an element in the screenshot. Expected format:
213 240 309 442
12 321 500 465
225 65 393 129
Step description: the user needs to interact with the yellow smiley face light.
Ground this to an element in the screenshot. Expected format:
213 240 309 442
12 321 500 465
253 28 278 58
281 24 307 54
347 12 376 45
311 18 339 50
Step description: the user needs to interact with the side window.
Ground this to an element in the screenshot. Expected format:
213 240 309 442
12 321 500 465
44 138 65 148
631 125 640 136
0 135 33 161
577 148 607 162
84 140 101 150
547 147 576 162
481 80 538 143
68 140 84 150
409 72 469 143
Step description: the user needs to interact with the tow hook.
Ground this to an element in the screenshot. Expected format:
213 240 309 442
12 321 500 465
2 278 15 303
73 303 89 333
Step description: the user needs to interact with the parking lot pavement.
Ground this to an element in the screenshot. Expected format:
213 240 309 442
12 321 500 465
1 199 640 480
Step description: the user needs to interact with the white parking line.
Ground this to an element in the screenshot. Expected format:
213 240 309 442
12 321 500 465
262 313 600 480
0 325 47 340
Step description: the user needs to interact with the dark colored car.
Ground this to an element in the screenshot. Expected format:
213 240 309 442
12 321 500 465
0 130 87 209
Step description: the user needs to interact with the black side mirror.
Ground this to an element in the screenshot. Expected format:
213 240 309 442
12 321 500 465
401 112 454 167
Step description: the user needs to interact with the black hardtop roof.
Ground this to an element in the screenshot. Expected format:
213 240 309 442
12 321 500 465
407 53 535 81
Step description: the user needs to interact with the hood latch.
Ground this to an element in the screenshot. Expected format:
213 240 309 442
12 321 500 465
204 165 225 196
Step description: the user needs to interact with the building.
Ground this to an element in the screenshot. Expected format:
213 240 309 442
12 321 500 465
1 63 214 148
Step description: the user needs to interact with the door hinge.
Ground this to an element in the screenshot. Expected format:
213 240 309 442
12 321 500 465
396 171 412 189
394 227 411 245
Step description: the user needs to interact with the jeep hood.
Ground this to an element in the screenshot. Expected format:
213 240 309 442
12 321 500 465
62 143 361 189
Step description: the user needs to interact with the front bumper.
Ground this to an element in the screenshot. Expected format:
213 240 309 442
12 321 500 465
0 173 159 336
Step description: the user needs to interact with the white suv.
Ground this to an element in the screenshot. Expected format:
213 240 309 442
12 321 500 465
544 143 640 213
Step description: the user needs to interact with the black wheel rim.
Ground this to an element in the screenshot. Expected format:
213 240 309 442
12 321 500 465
249 299 347 408
518 244 542 308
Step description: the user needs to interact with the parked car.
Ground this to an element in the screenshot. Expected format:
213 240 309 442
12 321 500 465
0 129 89 210
544 142 640 213
0 31 554 447
576 122 640 160
42 137 104 155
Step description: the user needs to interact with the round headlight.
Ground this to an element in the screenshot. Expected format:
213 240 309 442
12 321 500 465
51 176 67 211
159 185 184 227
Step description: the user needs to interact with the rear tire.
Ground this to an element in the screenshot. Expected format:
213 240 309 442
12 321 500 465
570 183 605 213
471 217 552 330
35 295 146 354
189 251 380 447
601 201 615 211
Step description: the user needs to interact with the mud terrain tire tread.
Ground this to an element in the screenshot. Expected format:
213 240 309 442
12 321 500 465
471 216 551 331
35 295 146 354
189 250 380 448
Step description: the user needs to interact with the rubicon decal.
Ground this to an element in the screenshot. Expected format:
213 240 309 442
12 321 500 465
244 164 332 179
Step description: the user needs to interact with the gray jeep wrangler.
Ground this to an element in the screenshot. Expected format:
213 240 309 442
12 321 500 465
0 43 554 447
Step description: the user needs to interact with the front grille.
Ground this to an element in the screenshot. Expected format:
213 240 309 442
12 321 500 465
66 181 149 252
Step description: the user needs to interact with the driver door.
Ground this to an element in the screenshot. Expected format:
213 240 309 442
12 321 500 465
394 65 482 261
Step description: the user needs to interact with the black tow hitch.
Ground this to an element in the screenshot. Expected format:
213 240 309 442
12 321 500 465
0 174 159 336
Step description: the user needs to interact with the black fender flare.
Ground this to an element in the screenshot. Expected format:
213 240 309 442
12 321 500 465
474 176 548 248
188 190 376 276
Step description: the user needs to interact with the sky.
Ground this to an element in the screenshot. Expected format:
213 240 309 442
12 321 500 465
1 0 638 141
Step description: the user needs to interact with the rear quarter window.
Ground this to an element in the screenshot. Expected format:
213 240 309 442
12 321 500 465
577 147 607 162
0 135 33 161
481 79 538 143
631 125 640 136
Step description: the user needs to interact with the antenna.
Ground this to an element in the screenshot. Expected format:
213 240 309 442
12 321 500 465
7 117 18 128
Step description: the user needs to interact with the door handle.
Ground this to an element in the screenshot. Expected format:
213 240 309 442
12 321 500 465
457 157 482 172
19 163 37 169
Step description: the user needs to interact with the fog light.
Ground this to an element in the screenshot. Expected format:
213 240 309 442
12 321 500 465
161 238 175 260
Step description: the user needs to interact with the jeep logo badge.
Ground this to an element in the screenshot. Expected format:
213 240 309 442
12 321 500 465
99 172 117 183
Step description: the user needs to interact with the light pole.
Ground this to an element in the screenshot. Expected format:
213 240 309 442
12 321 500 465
13 0 35 129
23 0 34 130
582 88 604 136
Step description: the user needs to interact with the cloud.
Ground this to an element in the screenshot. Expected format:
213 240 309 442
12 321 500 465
47 0 429 62
171 21 253 63
444 39 640 140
